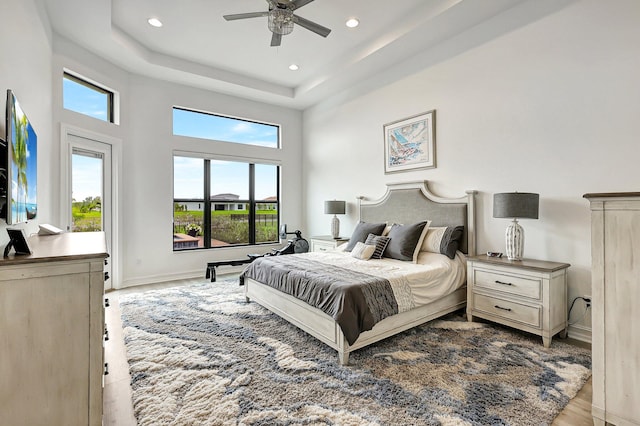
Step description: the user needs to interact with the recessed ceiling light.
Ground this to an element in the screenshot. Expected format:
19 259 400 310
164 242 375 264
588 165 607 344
345 18 359 28
289 64 299 71
147 18 163 28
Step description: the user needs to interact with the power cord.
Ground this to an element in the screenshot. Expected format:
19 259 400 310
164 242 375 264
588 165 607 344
562 296 591 338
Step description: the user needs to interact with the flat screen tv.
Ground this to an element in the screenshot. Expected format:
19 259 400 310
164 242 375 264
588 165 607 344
0 90 37 224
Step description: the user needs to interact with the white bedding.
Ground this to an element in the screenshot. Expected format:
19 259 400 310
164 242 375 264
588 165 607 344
295 248 467 313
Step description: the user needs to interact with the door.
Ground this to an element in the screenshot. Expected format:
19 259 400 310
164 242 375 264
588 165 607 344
62 131 114 290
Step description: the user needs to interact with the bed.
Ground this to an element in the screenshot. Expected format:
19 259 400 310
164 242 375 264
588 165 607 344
241 181 477 365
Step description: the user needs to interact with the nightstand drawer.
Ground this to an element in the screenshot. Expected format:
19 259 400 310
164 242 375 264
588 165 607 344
312 241 336 252
310 237 348 253
474 269 541 300
473 294 541 328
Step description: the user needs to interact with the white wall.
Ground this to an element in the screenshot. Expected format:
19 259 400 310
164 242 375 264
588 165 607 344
302 0 640 339
0 0 53 245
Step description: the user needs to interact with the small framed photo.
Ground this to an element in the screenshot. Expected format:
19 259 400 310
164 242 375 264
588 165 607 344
4 228 32 256
383 110 436 174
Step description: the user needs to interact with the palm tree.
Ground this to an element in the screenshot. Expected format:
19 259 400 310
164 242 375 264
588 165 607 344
11 112 29 222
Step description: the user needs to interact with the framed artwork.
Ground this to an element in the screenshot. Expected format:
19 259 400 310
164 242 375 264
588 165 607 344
383 110 436 174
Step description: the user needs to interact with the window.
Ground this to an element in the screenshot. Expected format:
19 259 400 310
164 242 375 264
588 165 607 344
173 107 279 148
63 72 115 123
173 155 279 250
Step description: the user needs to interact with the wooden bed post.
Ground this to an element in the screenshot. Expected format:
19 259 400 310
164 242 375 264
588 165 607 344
466 190 478 257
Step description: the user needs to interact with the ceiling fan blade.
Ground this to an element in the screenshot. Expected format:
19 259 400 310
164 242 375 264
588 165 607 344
293 15 331 38
223 11 268 21
290 0 315 10
270 32 282 47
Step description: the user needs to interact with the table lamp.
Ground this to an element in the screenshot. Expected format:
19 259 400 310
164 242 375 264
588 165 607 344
324 200 346 239
493 192 539 260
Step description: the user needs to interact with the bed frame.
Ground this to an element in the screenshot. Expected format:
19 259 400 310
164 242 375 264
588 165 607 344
245 181 477 365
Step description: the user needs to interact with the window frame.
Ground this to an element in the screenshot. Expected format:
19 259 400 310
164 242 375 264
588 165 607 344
172 106 281 149
63 71 116 123
172 154 281 251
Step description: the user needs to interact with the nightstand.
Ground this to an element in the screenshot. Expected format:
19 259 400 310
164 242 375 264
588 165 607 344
310 235 349 252
466 255 570 348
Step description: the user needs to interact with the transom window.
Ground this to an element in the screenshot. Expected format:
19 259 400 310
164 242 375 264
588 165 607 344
172 107 279 148
173 155 279 250
63 72 115 123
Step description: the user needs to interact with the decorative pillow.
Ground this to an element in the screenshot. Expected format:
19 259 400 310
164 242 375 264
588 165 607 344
351 242 376 260
383 221 430 262
344 221 387 252
420 226 465 259
364 233 391 259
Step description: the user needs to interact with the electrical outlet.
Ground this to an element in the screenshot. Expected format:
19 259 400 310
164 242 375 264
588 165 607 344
584 295 592 307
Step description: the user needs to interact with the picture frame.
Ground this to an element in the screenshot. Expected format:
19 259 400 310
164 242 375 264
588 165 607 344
383 110 436 174
4 228 32 257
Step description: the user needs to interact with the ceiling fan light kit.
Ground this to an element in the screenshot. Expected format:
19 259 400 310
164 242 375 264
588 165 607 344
268 8 294 35
224 0 331 47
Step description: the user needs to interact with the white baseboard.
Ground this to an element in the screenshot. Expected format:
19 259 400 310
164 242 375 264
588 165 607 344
567 323 592 344
118 265 246 289
119 270 203 289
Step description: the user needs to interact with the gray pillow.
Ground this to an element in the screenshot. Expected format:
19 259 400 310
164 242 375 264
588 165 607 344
383 221 429 261
344 221 387 252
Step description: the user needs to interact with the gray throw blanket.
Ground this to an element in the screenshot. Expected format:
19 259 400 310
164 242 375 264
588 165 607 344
240 254 399 345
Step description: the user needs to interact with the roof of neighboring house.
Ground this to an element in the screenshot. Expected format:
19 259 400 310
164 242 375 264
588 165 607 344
210 193 240 201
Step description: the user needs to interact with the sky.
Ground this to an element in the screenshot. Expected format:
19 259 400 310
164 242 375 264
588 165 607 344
63 76 109 121
173 156 277 200
72 154 102 202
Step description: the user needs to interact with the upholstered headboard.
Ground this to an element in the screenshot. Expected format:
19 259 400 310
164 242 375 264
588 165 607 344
359 181 477 255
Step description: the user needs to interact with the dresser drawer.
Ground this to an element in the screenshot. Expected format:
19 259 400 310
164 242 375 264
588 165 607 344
473 294 541 328
473 269 541 300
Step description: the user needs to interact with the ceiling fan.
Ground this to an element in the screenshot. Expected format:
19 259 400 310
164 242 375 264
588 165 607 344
223 0 331 47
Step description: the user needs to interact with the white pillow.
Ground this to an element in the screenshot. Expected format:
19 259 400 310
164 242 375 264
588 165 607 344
412 220 431 263
351 242 376 260
421 227 445 253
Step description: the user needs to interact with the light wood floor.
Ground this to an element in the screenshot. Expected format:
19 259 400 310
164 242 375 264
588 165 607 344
103 276 594 425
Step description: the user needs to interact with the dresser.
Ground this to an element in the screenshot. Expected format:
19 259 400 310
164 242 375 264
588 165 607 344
310 235 349 252
466 255 569 348
585 193 640 426
0 232 108 425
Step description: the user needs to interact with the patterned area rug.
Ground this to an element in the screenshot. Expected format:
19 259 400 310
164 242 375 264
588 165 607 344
119 280 591 426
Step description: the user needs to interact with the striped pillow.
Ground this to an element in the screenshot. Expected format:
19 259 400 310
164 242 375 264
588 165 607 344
364 233 391 259
420 226 464 259
351 242 376 260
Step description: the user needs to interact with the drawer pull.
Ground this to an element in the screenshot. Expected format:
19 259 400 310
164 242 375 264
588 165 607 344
104 298 110 308
104 362 109 375
494 305 512 312
104 271 110 281
104 326 109 341
495 280 513 286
